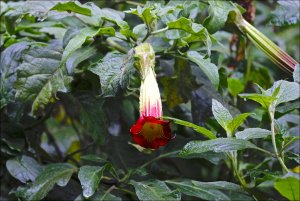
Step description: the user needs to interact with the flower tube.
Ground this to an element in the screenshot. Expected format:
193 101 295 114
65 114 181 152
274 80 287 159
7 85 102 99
130 43 172 149
232 10 299 74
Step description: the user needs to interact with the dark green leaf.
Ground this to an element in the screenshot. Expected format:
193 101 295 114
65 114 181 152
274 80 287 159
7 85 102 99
16 163 76 200
164 116 216 139
235 128 272 140
6 155 43 183
187 51 219 88
50 2 91 16
130 180 181 201
212 99 233 130
166 180 248 200
14 42 72 112
0 41 30 108
203 0 236 34
78 165 107 198
274 174 300 201
89 52 134 97
77 94 108 142
271 1 300 26
75 188 121 201
179 138 258 157
227 113 251 135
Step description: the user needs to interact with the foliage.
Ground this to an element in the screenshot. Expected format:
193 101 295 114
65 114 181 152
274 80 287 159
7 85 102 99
1 0 299 201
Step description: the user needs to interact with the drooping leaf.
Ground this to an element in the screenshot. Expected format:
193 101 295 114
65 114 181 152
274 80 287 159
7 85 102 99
78 165 107 198
187 51 219 88
167 18 213 55
62 27 115 63
166 180 249 200
50 1 91 16
274 174 300 201
164 116 216 139
227 113 251 135
203 0 236 34
6 155 43 183
293 64 300 83
130 180 181 201
211 99 233 130
14 41 72 112
227 78 244 97
236 128 272 140
15 163 76 201
88 52 134 97
271 0 300 26
179 138 258 157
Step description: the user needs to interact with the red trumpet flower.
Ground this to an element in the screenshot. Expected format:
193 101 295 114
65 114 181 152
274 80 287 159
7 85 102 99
130 43 172 149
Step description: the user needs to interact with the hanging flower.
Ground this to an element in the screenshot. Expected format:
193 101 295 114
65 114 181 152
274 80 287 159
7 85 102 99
130 43 172 149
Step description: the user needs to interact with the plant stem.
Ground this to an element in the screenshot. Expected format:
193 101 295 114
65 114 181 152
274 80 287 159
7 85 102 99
269 107 289 173
139 150 179 169
231 152 247 187
106 38 128 53
151 27 168 35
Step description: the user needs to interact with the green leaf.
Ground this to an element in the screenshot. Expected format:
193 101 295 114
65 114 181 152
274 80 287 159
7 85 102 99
235 128 272 140
6 156 43 183
239 93 276 109
227 113 251 135
62 27 115 64
167 18 213 55
212 99 233 130
14 42 72 113
78 165 107 198
179 138 258 157
187 51 219 88
164 116 216 139
293 64 300 83
166 180 248 200
16 163 76 200
126 6 158 31
228 78 244 97
130 180 181 201
266 80 300 106
203 0 236 34
89 52 134 97
50 2 91 16
274 174 300 201
271 1 300 26
75 188 121 201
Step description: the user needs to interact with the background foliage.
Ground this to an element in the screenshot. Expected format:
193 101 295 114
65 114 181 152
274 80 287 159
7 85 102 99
0 0 299 200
